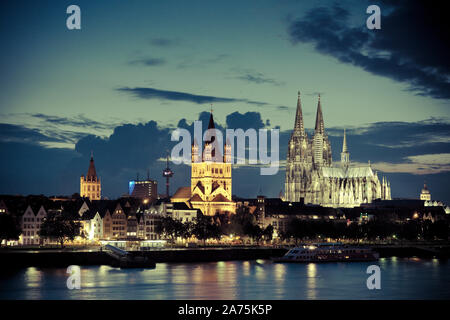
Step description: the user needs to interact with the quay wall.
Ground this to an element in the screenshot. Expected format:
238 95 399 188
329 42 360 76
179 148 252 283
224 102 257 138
0 246 448 268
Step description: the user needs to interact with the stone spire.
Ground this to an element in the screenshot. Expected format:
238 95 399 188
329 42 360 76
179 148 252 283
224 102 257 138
294 91 305 135
341 129 350 166
204 108 221 161
208 109 215 130
87 154 97 181
342 128 348 153
314 94 324 134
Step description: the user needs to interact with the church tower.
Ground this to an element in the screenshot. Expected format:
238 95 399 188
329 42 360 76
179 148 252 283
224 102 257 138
190 110 235 215
312 94 332 167
285 92 311 202
420 183 431 201
80 154 101 200
341 129 350 167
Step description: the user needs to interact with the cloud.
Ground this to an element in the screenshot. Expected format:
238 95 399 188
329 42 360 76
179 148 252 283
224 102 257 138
30 113 118 131
116 87 268 106
0 123 62 144
234 70 285 86
373 153 450 175
2 111 450 202
128 58 166 66
226 111 266 130
288 2 450 99
149 37 180 47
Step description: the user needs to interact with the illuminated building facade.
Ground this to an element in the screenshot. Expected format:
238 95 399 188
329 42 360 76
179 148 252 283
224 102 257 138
80 155 101 200
420 183 431 201
129 178 158 202
285 92 391 207
188 111 236 215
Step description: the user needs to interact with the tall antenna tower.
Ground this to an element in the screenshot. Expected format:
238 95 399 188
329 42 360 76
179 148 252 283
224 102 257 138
162 153 174 197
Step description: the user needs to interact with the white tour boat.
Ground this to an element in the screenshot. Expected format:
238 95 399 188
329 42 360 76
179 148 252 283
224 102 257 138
273 243 379 263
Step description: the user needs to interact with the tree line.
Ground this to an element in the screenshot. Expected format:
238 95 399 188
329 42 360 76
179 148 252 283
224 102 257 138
1 210 449 247
155 207 273 245
281 218 449 243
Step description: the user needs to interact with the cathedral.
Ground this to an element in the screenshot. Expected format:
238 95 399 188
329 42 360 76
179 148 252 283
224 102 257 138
172 111 236 215
80 154 101 200
284 92 391 208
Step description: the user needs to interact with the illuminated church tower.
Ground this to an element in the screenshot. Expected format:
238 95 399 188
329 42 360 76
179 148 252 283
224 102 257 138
80 154 101 200
190 111 236 215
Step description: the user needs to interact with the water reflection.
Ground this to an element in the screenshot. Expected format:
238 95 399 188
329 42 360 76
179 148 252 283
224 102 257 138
306 263 317 300
1 258 449 300
273 263 286 298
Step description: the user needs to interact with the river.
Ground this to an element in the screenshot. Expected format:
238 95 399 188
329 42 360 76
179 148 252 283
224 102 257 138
1 257 449 299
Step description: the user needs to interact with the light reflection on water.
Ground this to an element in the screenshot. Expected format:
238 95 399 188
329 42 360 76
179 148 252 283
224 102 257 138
0 258 449 300
306 263 317 300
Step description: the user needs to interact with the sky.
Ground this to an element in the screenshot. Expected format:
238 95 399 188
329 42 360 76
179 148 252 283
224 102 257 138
0 0 449 202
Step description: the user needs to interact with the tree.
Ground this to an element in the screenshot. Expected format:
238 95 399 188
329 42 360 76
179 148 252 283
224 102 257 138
0 214 21 247
181 221 194 241
155 217 183 243
192 215 221 245
246 223 263 244
229 208 261 242
38 213 82 248
263 225 274 242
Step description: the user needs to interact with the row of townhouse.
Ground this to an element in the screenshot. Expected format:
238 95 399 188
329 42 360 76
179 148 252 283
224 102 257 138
0 196 201 245
82 199 200 242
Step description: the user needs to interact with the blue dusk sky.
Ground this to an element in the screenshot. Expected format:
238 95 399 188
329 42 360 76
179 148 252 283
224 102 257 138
0 0 449 202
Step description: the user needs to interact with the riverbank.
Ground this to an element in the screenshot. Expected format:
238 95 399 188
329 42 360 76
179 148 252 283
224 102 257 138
0 245 449 268
0 248 286 268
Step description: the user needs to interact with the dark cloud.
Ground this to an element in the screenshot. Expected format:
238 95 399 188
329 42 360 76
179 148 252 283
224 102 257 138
226 111 266 130
30 113 118 131
2 113 450 203
0 141 78 196
0 123 62 144
116 87 268 106
178 111 225 133
325 119 450 164
288 2 450 99
129 58 166 66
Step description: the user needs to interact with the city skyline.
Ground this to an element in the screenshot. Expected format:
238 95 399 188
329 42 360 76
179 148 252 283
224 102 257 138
0 1 449 202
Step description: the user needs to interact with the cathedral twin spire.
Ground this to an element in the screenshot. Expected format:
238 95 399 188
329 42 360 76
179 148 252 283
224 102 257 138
294 91 305 135
314 94 324 134
293 92 325 136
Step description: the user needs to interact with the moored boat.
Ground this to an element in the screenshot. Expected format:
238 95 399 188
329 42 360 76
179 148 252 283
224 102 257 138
273 243 379 263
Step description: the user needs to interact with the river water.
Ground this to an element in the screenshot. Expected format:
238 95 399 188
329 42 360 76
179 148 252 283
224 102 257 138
1 257 449 299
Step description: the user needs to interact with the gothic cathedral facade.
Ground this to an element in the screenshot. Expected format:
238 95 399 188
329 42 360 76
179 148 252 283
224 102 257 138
284 92 391 207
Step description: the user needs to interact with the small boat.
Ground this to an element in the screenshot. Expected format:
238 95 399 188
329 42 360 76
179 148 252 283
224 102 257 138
273 243 379 263
104 244 156 268
112 253 156 269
